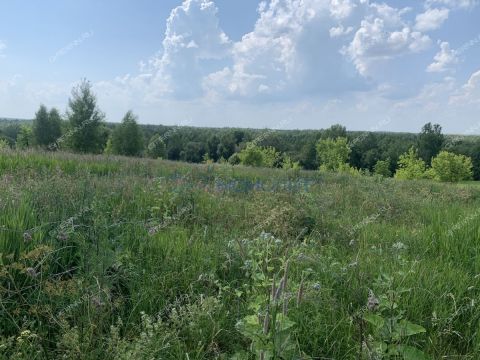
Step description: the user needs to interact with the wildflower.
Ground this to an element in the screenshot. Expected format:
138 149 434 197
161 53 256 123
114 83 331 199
91 296 104 309
20 330 31 337
367 290 380 311
57 232 69 242
312 283 321 291
26 267 38 278
392 241 407 250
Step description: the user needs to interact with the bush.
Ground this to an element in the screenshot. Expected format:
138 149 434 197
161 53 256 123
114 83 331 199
394 148 427 180
374 159 392 177
238 145 281 168
316 137 351 172
430 151 473 182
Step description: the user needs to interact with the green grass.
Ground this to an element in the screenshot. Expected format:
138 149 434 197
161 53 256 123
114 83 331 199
1 150 480 359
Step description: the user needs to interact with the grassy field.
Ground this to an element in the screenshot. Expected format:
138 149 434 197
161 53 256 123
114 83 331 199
1 150 480 359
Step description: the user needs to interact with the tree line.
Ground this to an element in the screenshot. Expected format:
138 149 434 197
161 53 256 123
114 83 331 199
1 79 479 182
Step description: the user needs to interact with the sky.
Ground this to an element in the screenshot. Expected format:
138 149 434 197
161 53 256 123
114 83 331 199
0 0 480 133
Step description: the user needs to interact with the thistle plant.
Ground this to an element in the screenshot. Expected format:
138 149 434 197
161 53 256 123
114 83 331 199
233 233 307 360
361 274 428 359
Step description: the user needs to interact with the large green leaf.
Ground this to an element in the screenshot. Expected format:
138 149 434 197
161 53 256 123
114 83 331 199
396 320 426 337
363 313 385 329
396 344 430 360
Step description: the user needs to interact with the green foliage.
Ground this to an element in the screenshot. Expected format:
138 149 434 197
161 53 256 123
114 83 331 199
0 138 10 151
362 274 428 359
316 137 351 171
66 80 106 153
111 111 144 157
430 151 473 182
395 148 427 180
181 141 207 163
374 159 392 177
417 123 444 165
281 155 301 170
238 145 282 168
232 233 306 359
33 105 62 149
146 134 166 159
16 126 33 150
321 124 347 140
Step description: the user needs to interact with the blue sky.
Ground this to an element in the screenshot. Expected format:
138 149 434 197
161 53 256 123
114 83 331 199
1 0 480 133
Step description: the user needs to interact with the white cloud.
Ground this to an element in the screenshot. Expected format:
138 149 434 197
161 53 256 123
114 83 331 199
204 0 368 99
329 25 354 37
143 0 231 99
427 41 459 72
415 8 450 31
425 0 478 9
330 0 357 19
345 15 431 76
450 70 480 104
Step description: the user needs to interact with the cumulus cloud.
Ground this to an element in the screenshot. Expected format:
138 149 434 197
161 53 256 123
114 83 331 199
204 0 369 100
415 8 450 31
344 3 431 76
427 41 459 72
143 0 231 99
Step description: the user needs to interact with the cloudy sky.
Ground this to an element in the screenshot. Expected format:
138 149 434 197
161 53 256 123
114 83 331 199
1 0 479 133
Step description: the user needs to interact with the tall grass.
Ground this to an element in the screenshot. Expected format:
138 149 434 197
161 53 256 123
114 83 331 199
1 150 480 359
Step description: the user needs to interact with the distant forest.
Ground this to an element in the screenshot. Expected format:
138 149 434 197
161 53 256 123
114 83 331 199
1 81 480 180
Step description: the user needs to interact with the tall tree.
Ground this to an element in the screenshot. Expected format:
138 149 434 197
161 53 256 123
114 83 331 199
66 80 105 153
111 111 144 156
417 123 444 165
33 105 58 148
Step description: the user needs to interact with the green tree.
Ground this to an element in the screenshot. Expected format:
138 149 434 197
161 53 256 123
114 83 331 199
32 105 62 149
66 80 106 153
48 108 62 142
238 145 281 168
147 134 166 159
299 140 318 170
430 151 473 182
282 155 301 170
217 132 236 160
0 138 10 150
374 159 392 177
207 135 220 162
238 145 264 167
394 148 427 180
111 111 144 156
417 123 444 164
321 124 347 140
181 141 207 163
316 137 351 171
16 125 33 150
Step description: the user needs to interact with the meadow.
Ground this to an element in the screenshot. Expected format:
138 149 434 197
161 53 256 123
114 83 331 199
1 150 480 359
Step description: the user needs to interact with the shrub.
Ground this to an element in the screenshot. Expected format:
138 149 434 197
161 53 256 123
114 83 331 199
374 159 392 177
430 151 473 182
238 145 281 168
394 148 427 180
316 137 351 172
